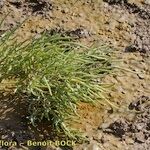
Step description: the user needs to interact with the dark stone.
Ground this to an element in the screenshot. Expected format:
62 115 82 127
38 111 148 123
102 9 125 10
125 45 137 52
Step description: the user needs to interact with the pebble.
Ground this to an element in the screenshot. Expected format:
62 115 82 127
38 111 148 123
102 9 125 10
135 132 145 143
85 143 101 150
101 123 110 129
145 0 150 5
137 73 145 79
93 131 103 142
125 138 134 144
61 8 69 13
46 146 60 150
0 0 4 8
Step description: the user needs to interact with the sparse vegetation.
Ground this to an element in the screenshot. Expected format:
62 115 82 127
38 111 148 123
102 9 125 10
0 23 114 139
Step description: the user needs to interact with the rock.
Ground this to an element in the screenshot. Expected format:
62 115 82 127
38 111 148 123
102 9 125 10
66 28 90 38
135 123 146 131
86 143 101 150
103 0 125 5
8 0 21 2
45 146 60 150
61 8 69 13
101 123 110 129
125 138 134 144
107 119 130 138
145 0 150 5
0 0 4 8
26 0 53 13
93 131 103 142
125 45 137 52
79 13 84 17
8 0 22 8
137 73 145 79
102 142 111 149
135 132 146 143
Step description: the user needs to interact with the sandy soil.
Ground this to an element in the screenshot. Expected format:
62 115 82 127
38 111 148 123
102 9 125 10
0 0 150 150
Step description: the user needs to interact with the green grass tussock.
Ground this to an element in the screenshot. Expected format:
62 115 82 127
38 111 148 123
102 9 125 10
0 26 114 139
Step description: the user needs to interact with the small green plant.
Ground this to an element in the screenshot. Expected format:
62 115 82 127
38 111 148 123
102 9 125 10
0 23 114 139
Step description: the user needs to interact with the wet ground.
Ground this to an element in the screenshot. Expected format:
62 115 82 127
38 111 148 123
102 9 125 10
0 0 150 150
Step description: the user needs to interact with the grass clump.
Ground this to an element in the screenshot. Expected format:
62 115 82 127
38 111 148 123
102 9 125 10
0 27 114 139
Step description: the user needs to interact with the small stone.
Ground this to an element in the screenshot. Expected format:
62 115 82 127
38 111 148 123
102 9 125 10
103 142 110 149
0 0 4 8
93 131 103 142
135 132 145 143
61 8 69 13
126 113 135 121
137 73 145 79
145 0 150 5
101 135 109 143
135 123 146 131
125 138 134 144
87 143 101 150
8 0 22 8
101 123 110 129
79 13 84 17
125 45 137 52
46 146 59 150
